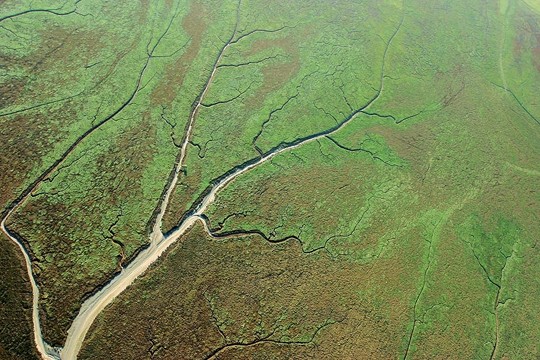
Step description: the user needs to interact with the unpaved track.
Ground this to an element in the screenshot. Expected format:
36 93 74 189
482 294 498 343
2 2 404 357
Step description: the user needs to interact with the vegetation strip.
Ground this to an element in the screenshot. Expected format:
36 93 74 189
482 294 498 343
3 1 404 357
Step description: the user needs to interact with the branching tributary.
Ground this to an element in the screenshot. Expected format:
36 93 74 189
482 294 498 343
1 1 404 358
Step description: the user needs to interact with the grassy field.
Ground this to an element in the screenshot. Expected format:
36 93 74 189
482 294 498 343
1 0 539 358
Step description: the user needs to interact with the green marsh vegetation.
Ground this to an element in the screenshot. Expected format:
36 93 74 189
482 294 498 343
0 0 539 358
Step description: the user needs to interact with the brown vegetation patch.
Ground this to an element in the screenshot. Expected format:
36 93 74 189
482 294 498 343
139 0 150 16
372 122 434 172
208 160 358 244
0 110 66 212
7 196 118 346
34 26 104 72
513 8 540 73
6 25 108 103
80 222 419 359
6 112 160 346
0 77 26 110
150 1 208 106
244 35 301 109
0 233 37 360
372 84 497 203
